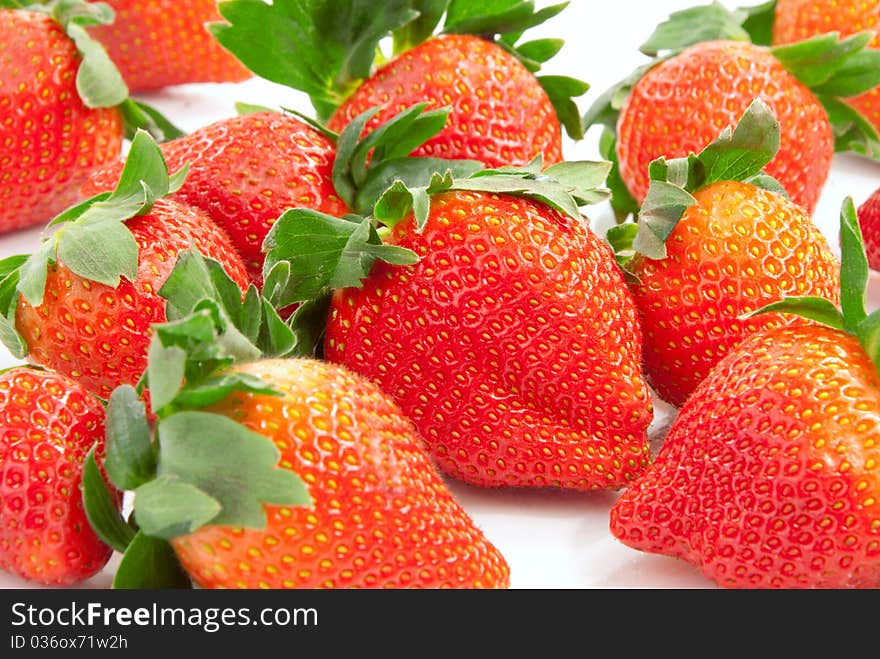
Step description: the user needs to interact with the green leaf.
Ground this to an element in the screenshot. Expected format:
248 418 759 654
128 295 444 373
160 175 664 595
0 314 26 360
743 296 845 330
771 31 874 88
157 411 312 530
146 336 187 412
696 98 780 186
160 249 245 323
263 210 418 304
451 174 584 220
392 0 448 54
639 2 750 56
0 267 26 359
515 38 564 64
599 129 640 222
235 101 275 116
856 308 880 374
582 59 663 133
0 255 28 281
118 99 187 143
739 0 777 46
56 217 139 288
819 95 880 161
17 240 57 308
742 172 789 198
536 75 590 140
605 222 639 269
170 372 280 410
105 385 156 491
82 447 135 554
839 196 868 332
113 531 192 589
212 0 418 121
444 0 567 38
133 475 222 540
333 105 383 207
65 22 129 109
256 299 298 358
355 157 483 215
287 294 333 359
633 180 697 260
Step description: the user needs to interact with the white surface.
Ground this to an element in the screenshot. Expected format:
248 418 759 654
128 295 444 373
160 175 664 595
2 0 880 589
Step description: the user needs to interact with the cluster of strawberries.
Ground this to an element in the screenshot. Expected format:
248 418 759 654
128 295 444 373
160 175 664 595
0 0 879 590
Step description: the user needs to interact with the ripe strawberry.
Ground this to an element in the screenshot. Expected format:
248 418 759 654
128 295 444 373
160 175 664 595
270 164 655 491
0 367 117 585
858 187 880 271
82 259 510 589
86 0 251 91
773 0 880 133
210 1 588 168
83 111 348 285
616 40 832 215
172 358 510 589
629 179 839 407
326 34 563 168
610 198 880 589
0 7 123 233
1 132 250 400
585 4 880 219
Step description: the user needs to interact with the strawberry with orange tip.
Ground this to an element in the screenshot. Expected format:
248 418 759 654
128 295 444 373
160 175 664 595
607 99 840 407
610 197 880 588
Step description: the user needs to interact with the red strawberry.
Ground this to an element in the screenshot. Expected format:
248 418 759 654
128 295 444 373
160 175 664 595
610 199 880 589
210 2 588 168
86 0 251 91
773 0 880 133
616 40 832 215
1 132 250 400
83 111 348 285
277 166 655 492
614 101 841 407
16 198 249 399
0 8 123 233
326 34 563 168
858 187 880 271
172 358 511 589
0 367 117 585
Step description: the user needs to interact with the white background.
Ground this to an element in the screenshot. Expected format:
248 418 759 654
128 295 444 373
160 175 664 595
2 0 879 589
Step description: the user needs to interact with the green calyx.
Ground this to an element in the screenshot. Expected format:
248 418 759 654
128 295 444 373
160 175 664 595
0 131 187 360
209 0 587 138
614 98 785 263
9 0 184 141
82 248 316 589
262 157 612 314
746 197 880 373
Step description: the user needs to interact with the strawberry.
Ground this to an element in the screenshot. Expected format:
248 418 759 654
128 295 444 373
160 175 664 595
86 0 251 91
324 34 563 168
210 1 589 167
859 186 880 271
82 254 510 589
83 111 349 286
585 3 880 219
0 5 123 233
0 132 249 400
772 0 880 134
262 162 654 491
0 367 117 585
610 198 880 589
609 100 840 407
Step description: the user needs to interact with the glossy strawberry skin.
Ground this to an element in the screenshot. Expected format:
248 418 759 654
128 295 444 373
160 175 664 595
611 324 880 589
629 180 841 407
0 10 123 233
0 368 117 585
15 199 250 399
858 188 880 271
327 34 563 169
171 358 510 589
773 0 880 133
324 191 653 491
86 0 251 91
83 112 348 285
616 40 833 215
